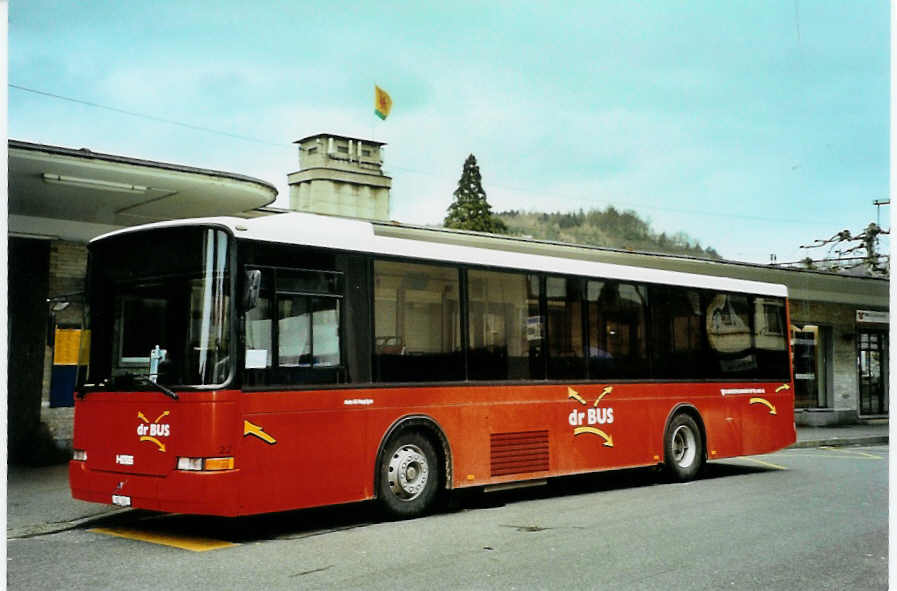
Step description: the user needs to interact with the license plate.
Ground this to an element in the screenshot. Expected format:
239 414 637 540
112 495 131 507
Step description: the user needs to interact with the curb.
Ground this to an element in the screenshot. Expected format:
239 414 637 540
789 436 888 449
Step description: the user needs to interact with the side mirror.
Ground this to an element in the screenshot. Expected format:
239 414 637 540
243 269 261 310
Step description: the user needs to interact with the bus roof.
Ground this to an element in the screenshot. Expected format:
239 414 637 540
91 212 789 297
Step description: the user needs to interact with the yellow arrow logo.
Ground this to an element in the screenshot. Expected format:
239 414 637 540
139 436 166 452
243 420 277 445
775 384 791 393
749 397 777 415
137 411 150 424
573 426 614 447
567 387 586 405
594 386 613 406
154 410 170 423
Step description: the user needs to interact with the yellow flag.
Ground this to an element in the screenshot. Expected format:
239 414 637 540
374 85 392 120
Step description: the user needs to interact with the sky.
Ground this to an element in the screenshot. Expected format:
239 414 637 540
8 1 890 264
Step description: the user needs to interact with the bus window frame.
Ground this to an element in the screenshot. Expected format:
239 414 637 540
235 244 791 390
239 263 347 389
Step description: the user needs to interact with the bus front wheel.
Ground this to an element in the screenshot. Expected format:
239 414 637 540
664 413 704 482
378 432 440 518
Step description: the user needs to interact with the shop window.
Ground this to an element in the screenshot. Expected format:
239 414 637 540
790 324 831 409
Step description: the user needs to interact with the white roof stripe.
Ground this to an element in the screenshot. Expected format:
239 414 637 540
91 212 788 298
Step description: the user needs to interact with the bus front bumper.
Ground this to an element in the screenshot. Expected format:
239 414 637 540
69 460 242 516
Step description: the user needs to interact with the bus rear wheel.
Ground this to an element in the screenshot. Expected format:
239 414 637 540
378 432 440 518
664 413 704 482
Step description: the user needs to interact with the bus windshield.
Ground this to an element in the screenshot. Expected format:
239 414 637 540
85 226 232 389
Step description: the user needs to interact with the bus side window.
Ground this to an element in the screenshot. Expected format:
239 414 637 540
243 266 344 387
650 286 705 379
586 280 648 379
467 269 543 381
546 276 585 379
372 259 463 382
244 269 273 382
706 292 755 378
752 296 790 379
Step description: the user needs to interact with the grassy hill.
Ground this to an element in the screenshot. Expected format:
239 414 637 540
495 207 722 260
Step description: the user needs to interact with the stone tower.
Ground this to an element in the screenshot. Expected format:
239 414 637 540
287 134 392 220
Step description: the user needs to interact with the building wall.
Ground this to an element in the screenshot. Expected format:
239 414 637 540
290 180 389 220
790 298 888 425
40 240 88 448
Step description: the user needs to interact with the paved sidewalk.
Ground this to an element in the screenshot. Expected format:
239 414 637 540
7 422 888 538
793 420 889 449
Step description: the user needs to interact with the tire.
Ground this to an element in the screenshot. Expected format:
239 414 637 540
664 413 704 482
378 432 441 518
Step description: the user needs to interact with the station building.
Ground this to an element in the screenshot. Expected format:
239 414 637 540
6 136 888 462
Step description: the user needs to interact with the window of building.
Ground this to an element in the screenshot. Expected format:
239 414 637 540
858 329 888 415
546 276 585 379
791 324 832 409
586 280 648 379
468 269 543 380
373 260 462 382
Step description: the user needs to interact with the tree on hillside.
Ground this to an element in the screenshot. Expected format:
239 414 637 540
444 154 508 234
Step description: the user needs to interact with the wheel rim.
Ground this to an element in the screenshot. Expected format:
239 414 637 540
671 424 697 468
387 444 430 501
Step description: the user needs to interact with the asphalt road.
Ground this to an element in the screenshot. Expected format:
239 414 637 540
8 445 888 590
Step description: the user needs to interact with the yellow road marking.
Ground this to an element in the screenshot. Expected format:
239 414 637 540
734 456 787 470
784 452 881 460
817 446 882 459
90 527 236 552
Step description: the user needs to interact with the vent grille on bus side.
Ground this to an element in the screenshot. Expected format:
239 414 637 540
490 430 550 477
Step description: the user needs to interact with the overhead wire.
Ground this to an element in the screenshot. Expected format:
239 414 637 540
10 82 882 230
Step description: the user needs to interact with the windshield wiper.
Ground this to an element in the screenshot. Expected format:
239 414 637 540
134 375 179 400
77 373 179 400
112 373 179 400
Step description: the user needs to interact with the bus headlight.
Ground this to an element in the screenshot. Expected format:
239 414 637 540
177 457 234 471
72 449 87 461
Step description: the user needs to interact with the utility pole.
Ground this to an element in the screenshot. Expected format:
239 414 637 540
873 199 890 226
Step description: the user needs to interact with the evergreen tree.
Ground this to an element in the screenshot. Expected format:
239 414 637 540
444 154 508 234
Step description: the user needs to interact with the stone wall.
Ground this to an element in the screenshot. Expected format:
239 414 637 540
42 240 88 450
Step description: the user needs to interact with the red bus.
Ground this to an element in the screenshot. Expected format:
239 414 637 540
70 212 795 518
